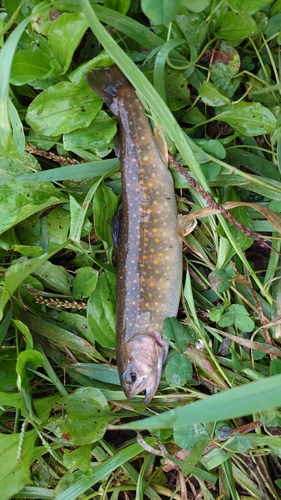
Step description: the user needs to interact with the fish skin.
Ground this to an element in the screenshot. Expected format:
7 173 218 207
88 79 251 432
87 66 182 404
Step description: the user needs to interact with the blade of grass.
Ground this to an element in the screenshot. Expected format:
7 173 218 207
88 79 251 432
114 374 281 430
13 487 54 499
17 159 119 182
154 38 188 102
34 341 68 397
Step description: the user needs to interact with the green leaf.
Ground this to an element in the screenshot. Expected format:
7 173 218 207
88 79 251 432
162 317 192 351
0 179 64 234
165 68 190 110
210 45 241 98
165 353 193 387
215 102 276 136
63 445 92 471
141 0 180 24
200 446 232 469
182 106 205 125
218 304 255 333
0 389 25 412
229 304 249 315
270 358 281 376
252 334 266 360
234 315 255 333
181 0 211 13
48 13 88 74
0 346 17 391
209 306 224 323
174 423 210 450
209 269 232 293
226 149 279 181
33 261 71 295
198 81 230 106
10 50 52 85
16 350 44 391
265 13 281 38
13 319 33 350
50 387 109 446
231 348 243 370
63 110 117 156
8 99 25 155
103 0 131 15
225 0 271 15
176 12 208 51
0 153 40 184
72 267 99 299
16 207 71 253
93 184 118 263
26 81 102 136
87 271 116 348
0 430 37 500
55 312 91 344
201 162 221 180
72 363 120 385
218 312 235 328
182 439 210 475
22 311 101 361
194 139 226 160
216 11 257 40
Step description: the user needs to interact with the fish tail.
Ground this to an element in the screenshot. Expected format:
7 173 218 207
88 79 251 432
87 65 131 112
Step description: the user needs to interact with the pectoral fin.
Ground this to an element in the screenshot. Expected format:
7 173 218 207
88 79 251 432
153 126 168 165
111 207 122 252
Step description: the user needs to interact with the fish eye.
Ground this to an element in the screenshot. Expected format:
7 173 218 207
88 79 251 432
123 370 137 384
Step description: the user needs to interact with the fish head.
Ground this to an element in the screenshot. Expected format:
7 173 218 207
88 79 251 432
117 331 168 405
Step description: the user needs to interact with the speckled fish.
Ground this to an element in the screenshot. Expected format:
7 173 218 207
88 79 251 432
87 66 182 404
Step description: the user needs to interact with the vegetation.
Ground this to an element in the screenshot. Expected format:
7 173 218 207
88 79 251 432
1 0 281 498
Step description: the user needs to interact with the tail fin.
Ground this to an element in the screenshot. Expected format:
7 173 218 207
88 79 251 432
87 65 132 113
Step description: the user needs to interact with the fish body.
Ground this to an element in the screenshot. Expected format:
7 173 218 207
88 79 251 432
87 66 182 403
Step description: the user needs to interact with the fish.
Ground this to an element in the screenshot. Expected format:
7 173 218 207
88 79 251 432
87 65 182 404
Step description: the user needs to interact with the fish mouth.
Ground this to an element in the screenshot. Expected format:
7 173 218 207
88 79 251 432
122 371 158 404
144 385 155 405
131 373 160 405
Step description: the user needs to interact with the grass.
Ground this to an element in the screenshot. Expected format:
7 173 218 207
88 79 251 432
1 0 281 498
